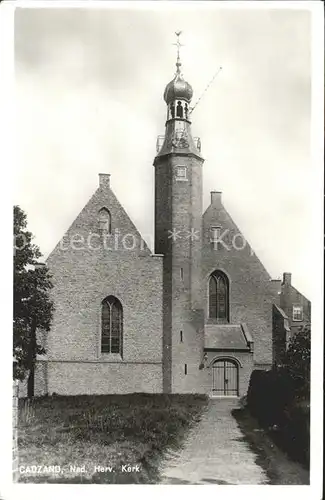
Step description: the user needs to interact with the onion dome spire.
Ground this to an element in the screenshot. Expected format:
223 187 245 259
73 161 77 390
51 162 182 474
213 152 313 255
155 31 202 160
175 30 182 74
163 31 193 105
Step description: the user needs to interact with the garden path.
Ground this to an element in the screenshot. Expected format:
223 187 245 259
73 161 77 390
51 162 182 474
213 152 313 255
160 398 268 485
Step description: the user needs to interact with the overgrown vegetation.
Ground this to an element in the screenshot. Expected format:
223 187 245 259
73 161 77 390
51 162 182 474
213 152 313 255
232 407 309 485
243 326 311 468
246 368 310 466
284 326 310 399
18 393 208 483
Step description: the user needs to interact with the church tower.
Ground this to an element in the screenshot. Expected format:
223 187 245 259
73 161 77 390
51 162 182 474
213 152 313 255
154 34 205 393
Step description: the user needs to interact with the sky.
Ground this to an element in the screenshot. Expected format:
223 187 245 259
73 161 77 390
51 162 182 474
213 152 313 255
14 3 315 297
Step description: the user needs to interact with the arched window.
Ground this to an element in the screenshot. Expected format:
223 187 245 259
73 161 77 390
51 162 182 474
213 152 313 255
98 207 111 234
101 296 123 355
184 103 188 119
209 271 229 322
176 101 183 118
170 102 175 119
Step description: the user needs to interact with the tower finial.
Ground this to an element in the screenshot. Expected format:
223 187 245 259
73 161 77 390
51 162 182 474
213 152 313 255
173 31 183 74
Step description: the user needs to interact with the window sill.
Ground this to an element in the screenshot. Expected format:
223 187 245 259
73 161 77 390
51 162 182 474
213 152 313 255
206 319 230 325
99 353 123 362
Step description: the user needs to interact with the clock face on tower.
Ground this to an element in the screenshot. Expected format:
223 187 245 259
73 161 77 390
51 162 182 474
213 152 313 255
171 130 189 149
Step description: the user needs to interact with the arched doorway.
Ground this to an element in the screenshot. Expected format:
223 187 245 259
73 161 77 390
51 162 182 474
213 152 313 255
212 359 239 396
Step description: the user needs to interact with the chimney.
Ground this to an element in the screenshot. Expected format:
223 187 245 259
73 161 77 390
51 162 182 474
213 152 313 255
211 191 222 207
99 173 110 189
283 272 292 286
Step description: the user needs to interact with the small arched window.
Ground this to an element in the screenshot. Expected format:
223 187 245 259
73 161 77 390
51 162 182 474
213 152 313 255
209 271 229 322
170 102 175 119
98 207 111 234
176 101 183 118
101 296 123 355
184 103 188 119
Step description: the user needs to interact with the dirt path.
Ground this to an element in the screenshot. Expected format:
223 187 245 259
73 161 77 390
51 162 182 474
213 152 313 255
160 398 269 485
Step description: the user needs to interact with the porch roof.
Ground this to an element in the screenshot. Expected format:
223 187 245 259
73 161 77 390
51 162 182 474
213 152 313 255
204 323 252 351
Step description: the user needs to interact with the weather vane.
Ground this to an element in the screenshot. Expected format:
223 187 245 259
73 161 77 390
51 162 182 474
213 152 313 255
173 31 183 72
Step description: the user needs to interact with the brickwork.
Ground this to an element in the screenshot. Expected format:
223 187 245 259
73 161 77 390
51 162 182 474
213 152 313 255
154 150 205 394
272 304 291 367
47 361 162 395
36 176 164 395
171 309 205 393
32 171 289 397
12 380 19 482
202 194 279 366
154 159 173 392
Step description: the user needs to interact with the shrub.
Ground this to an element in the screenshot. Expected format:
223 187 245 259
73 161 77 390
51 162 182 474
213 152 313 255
247 370 265 418
284 326 311 398
247 369 295 426
247 368 309 466
275 402 310 466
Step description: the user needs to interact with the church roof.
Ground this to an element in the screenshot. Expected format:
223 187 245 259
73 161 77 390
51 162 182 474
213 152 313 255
204 324 252 351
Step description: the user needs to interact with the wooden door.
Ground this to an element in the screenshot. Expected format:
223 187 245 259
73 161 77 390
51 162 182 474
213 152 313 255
212 359 238 396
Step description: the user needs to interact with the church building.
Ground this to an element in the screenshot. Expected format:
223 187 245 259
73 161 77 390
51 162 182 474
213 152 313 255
29 39 309 398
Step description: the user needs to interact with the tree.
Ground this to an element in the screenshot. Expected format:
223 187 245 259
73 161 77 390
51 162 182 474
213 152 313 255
284 326 311 398
13 205 54 397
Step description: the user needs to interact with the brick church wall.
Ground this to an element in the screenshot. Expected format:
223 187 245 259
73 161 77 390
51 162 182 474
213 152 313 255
47 362 162 395
202 193 278 367
38 175 164 395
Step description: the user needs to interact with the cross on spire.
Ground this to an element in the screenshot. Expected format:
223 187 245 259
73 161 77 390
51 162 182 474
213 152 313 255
173 31 183 74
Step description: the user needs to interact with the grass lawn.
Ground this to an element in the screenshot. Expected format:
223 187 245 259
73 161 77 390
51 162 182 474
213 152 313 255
232 407 309 485
18 393 208 484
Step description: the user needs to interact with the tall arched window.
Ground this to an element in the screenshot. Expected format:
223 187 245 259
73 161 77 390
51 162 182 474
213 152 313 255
209 271 229 322
98 207 111 234
101 296 123 355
